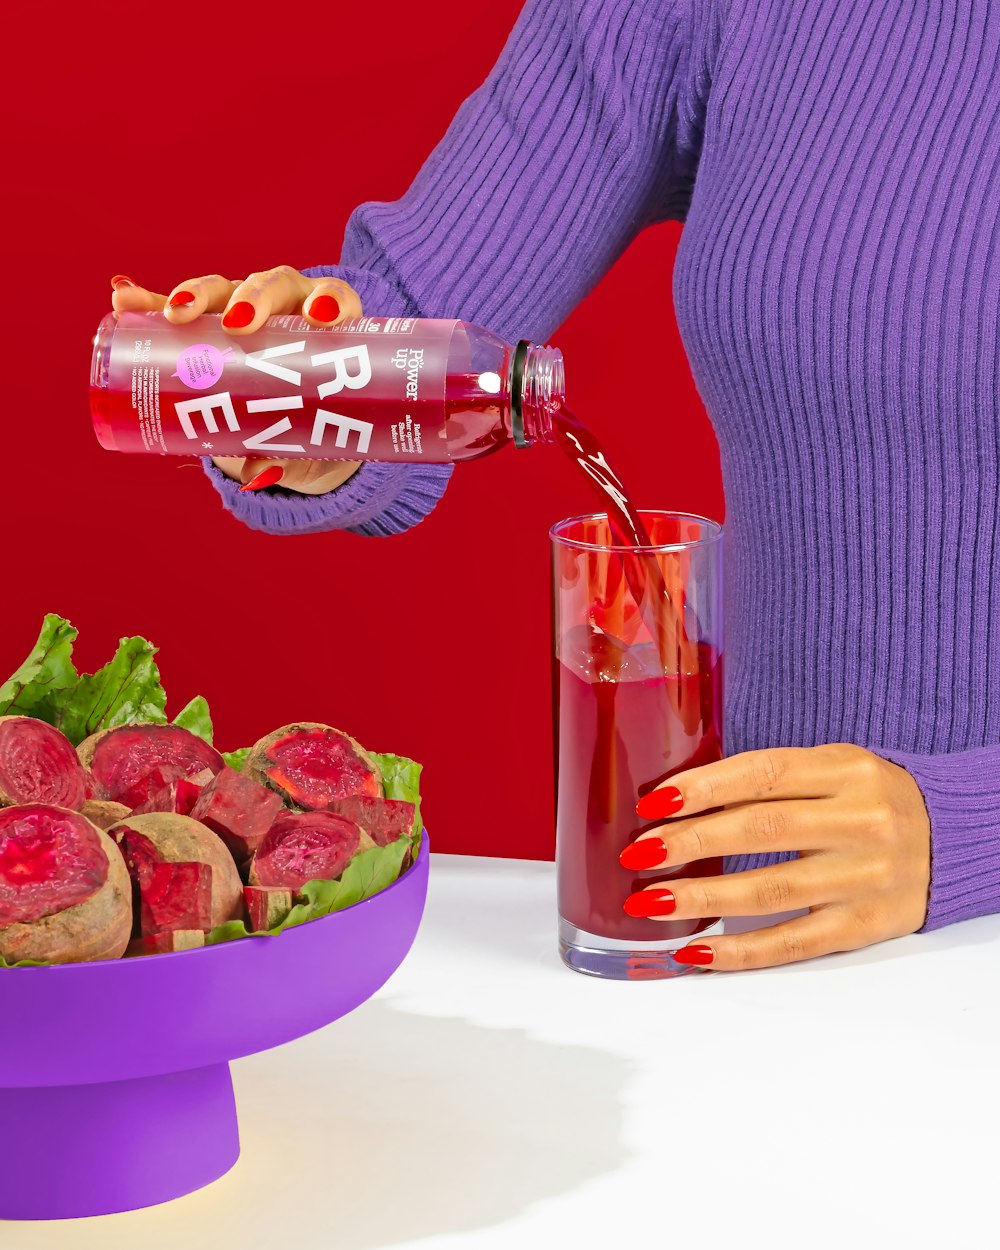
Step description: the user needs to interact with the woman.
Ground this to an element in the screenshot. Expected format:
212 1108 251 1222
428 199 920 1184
112 0 1000 970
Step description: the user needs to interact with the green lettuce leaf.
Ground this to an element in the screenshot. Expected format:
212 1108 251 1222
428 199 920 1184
173 695 213 744
372 751 423 853
221 746 251 772
54 636 168 746
0 614 79 720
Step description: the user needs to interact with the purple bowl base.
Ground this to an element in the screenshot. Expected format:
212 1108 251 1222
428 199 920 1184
0 1063 240 1219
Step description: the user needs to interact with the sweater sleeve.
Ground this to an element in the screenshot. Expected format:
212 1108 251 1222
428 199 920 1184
207 0 725 537
724 745 1000 934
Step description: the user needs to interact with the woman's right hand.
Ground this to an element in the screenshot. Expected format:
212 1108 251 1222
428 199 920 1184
110 266 365 494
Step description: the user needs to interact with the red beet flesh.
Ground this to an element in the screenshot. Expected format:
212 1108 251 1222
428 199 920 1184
328 796 416 847
257 726 381 809
131 769 212 816
139 861 214 935
84 725 223 809
0 804 108 925
189 767 283 865
0 718 87 810
243 885 293 931
251 810 363 891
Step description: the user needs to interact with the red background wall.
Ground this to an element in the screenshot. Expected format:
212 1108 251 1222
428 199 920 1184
5 0 721 859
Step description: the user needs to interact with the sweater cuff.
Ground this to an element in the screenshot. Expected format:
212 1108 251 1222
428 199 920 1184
202 459 453 537
870 745 1000 932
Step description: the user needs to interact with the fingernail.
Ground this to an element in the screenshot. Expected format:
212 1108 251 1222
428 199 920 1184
240 466 284 492
619 837 667 870
623 888 675 918
636 786 684 820
111 274 136 290
223 301 256 329
169 290 196 306
308 294 340 323
673 945 715 966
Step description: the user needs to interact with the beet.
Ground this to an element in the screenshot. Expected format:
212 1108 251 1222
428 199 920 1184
249 810 375 891
245 723 382 811
131 768 214 816
243 885 294 931
328 796 416 847
78 723 223 810
108 813 243 928
189 766 283 868
0 805 131 963
80 799 131 831
139 862 214 935
0 716 87 811
127 929 205 957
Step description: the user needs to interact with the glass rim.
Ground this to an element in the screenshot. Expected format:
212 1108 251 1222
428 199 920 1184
549 509 724 554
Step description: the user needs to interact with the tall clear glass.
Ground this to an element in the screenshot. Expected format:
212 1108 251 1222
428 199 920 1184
551 511 725 980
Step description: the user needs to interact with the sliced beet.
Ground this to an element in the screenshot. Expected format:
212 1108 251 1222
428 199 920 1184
328 796 416 847
243 885 293 931
131 768 214 816
0 804 107 925
249 810 373 891
0 717 87 811
245 722 382 811
107 813 243 927
126 929 205 957
78 724 223 810
0 805 131 963
189 767 283 867
139 861 214 935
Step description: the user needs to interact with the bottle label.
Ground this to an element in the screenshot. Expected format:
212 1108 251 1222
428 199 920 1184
100 313 457 460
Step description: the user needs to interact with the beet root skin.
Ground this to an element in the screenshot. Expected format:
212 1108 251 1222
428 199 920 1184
108 812 242 927
328 796 416 847
139 861 214 935
0 717 88 811
80 800 131 831
243 885 294 931
78 723 224 810
0 807 131 963
249 809 374 891
127 929 205 957
189 766 283 867
245 722 382 811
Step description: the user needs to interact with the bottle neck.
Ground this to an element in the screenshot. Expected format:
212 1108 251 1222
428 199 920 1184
509 341 564 448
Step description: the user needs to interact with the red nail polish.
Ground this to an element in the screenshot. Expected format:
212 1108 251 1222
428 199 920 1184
623 888 675 918
309 294 340 323
111 274 136 290
673 945 715 966
169 290 196 306
636 786 684 820
619 837 667 870
240 465 284 491
223 301 255 328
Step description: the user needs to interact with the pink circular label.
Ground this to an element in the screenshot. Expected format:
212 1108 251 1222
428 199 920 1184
172 344 234 389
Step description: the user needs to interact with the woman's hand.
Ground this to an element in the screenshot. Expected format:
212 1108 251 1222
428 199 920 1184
110 267 364 494
622 743 931 970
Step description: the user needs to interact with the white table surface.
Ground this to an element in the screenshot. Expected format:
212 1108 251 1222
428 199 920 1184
18 853 1000 1249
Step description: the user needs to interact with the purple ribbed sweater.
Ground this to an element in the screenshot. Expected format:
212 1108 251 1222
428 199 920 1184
204 0 1000 932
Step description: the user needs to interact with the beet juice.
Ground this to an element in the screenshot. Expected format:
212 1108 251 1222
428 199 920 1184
90 312 563 461
551 511 725 980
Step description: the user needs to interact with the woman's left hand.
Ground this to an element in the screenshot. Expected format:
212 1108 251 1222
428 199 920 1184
623 744 931 970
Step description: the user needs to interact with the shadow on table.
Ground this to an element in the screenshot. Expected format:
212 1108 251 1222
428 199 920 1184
231 997 632 1248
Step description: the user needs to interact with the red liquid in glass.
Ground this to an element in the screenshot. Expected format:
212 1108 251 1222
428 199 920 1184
552 408 722 942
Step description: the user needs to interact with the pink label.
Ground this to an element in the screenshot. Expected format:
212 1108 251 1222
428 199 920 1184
101 313 456 460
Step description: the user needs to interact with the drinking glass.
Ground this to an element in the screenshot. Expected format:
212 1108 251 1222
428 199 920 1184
551 510 725 980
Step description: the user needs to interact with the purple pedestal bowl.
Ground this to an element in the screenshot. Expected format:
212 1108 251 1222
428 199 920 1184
0 837 429 1220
